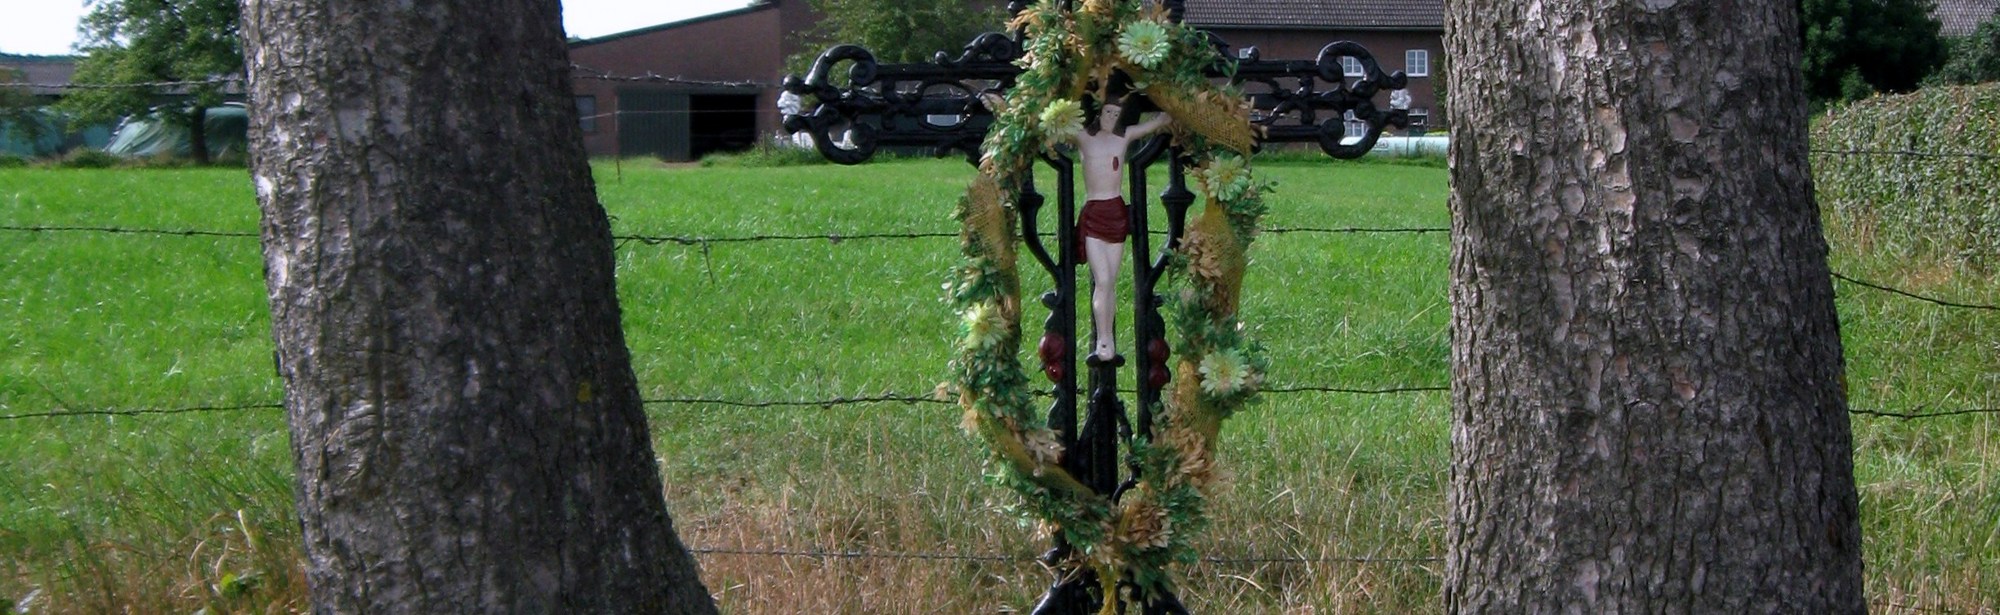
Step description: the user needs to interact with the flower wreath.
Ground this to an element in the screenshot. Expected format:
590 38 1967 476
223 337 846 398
948 0 1272 604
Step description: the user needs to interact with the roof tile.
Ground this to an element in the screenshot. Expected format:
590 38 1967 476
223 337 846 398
1934 0 1999 37
1183 0 1444 30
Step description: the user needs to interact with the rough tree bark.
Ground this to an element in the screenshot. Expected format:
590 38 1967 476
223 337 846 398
1442 0 1865 612
241 1 716 612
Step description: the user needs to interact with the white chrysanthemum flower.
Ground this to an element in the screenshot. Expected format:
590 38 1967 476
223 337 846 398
1198 349 1251 395
1039 98 1084 141
1117 21 1172 69
963 302 1007 349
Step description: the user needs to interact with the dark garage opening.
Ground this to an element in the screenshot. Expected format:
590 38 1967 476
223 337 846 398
690 94 757 159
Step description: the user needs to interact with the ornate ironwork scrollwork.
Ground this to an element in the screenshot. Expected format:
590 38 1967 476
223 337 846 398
781 33 1024 165
936 32 1020 68
784 34 1413 166
1234 41 1411 159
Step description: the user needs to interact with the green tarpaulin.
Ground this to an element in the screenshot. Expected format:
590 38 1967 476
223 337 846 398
0 110 113 157
105 105 248 158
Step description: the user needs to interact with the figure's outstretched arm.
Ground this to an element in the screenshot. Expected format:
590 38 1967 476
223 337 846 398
1127 112 1172 139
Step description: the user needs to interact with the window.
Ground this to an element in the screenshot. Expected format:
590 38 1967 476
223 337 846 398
576 96 598 133
1341 56 1364 78
1343 110 1367 139
1406 49 1430 77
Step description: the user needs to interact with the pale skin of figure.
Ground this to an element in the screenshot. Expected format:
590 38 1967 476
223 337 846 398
1065 101 1170 361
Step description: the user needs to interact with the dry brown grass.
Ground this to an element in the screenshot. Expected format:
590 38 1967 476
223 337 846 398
650 398 1450 614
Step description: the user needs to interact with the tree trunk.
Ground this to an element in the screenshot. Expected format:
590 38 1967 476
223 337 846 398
188 106 210 165
240 1 716 612
1442 0 1865 611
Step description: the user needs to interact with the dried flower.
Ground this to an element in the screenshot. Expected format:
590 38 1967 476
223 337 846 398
1179 229 1223 280
1115 497 1173 549
961 405 983 435
1174 442 1216 487
1117 21 1172 69
1021 427 1064 469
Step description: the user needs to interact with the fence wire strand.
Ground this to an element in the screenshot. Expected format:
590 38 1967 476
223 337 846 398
1832 272 2000 312
7 390 1996 422
2 186 1995 424
1 224 258 238
1848 407 2000 420
683 545 1439 566
1810 147 1999 161
614 230 960 246
0 78 241 91
1264 225 1448 235
644 393 946 409
10 223 1996 313
4 224 1452 242
0 402 284 420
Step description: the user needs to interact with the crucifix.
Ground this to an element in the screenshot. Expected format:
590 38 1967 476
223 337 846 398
1047 85 1172 365
782 1 1408 612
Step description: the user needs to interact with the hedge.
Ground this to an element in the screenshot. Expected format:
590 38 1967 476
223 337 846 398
1811 83 2000 266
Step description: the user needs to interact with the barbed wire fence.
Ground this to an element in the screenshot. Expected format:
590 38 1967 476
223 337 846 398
0 101 1994 609
2 216 1996 422
683 545 1443 567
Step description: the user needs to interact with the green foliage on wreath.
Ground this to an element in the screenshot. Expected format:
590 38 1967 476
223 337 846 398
947 0 1277 603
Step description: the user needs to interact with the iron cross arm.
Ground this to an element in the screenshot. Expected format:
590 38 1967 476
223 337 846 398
781 35 1411 165
1237 41 1412 158
780 33 1024 165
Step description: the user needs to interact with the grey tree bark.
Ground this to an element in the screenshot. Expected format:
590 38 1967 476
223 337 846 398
240 1 717 612
1442 0 1866 612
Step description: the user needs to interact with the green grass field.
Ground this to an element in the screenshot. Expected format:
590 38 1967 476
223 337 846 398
1 158 1994 613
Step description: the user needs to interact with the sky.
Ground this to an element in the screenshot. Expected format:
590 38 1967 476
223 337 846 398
0 0 755 56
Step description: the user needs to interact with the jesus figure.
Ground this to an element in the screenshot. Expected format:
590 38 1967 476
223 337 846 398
1062 97 1171 362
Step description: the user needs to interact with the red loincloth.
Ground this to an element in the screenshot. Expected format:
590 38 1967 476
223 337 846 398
1076 196 1129 259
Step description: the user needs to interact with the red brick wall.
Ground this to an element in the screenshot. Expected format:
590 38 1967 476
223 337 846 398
567 5 791 156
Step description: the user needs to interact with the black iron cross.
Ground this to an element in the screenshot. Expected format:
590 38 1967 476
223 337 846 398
781 1 1409 612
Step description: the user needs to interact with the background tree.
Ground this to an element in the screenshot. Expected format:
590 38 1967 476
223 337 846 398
1802 0 1948 105
1443 0 1865 610
240 0 716 611
1931 11 2000 84
789 0 1007 73
61 0 241 164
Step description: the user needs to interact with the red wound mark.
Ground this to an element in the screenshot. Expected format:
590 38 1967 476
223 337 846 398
1113 157 1120 171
